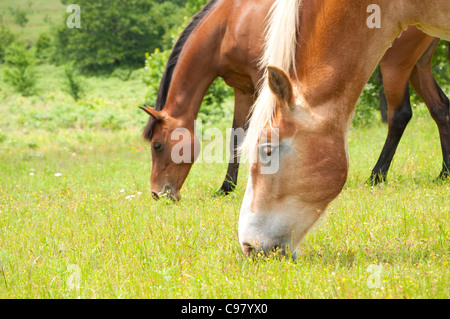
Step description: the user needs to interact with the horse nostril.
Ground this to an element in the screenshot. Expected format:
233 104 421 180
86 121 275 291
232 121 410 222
151 192 160 200
241 242 254 255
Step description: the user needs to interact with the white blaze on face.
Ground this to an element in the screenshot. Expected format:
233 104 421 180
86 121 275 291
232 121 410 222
239 175 289 253
238 175 256 247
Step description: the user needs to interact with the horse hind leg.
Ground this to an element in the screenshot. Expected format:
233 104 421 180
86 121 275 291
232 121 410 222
409 39 450 180
370 31 439 185
370 81 413 185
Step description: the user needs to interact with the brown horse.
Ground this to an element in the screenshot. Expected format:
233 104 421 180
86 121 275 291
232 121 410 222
371 29 449 185
239 0 450 258
141 0 272 200
141 0 448 201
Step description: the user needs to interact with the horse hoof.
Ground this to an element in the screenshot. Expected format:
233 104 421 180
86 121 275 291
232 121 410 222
367 171 388 186
433 172 450 183
214 188 231 197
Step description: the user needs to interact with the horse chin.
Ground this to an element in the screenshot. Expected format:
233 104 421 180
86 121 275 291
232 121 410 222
240 240 300 261
238 212 302 260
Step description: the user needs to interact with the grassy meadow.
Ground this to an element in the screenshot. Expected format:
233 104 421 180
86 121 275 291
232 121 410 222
0 0 449 300
0 62 449 298
0 0 65 44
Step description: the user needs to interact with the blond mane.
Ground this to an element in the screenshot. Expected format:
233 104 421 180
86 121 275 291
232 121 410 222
240 0 301 159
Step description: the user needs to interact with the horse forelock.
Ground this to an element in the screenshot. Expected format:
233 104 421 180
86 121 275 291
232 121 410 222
240 0 301 159
143 0 220 142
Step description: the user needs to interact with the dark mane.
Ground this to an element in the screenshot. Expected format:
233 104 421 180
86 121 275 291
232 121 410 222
143 0 220 141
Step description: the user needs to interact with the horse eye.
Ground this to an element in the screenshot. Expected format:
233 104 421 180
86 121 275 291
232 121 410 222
259 143 274 156
153 143 162 151
258 143 278 165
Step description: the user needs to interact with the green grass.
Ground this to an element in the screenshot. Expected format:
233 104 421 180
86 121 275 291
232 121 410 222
0 74 449 297
0 0 448 300
0 0 65 44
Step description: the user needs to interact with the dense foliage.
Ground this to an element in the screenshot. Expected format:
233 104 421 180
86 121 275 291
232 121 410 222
0 25 15 63
0 0 448 127
53 0 188 71
3 42 37 96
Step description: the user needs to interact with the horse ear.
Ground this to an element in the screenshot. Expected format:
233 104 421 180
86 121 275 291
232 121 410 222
267 66 294 105
139 105 163 121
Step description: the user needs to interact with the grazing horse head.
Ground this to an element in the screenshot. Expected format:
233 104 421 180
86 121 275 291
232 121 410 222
140 0 273 200
140 105 200 201
139 0 222 201
239 67 348 258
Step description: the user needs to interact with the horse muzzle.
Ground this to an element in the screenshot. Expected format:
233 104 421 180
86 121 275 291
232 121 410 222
151 186 180 201
240 240 298 260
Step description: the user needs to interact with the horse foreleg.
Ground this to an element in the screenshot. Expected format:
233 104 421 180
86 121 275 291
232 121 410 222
217 89 253 195
409 39 450 180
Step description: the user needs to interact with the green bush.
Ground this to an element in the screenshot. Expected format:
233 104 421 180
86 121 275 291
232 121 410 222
0 25 16 63
354 81 381 128
143 48 170 105
35 32 54 62
12 8 29 27
185 0 209 16
199 77 233 125
63 64 85 101
0 130 7 144
3 43 37 96
431 41 450 87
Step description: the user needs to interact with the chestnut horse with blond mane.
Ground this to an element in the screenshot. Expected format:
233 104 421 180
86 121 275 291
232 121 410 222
141 0 448 201
239 0 450 258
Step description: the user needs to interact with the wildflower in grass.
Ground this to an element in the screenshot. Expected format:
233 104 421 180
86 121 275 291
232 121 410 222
55 173 62 177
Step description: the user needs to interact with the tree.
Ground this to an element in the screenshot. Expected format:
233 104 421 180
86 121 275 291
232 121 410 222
0 25 16 63
54 0 186 72
12 8 29 27
3 43 37 96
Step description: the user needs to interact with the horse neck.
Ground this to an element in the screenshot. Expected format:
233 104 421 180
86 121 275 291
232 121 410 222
295 0 408 126
163 16 224 120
